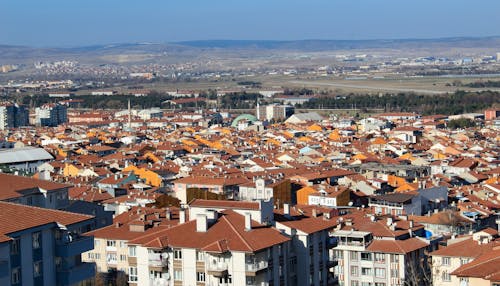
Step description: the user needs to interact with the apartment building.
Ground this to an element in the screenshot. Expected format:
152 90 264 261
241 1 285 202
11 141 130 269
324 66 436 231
274 204 339 286
0 173 69 209
0 102 29 130
82 207 180 275
0 201 95 286
35 103 68 127
430 228 500 286
330 212 429 286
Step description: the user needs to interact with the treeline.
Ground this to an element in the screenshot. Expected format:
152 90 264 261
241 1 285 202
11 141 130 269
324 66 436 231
462 80 500 88
299 90 500 115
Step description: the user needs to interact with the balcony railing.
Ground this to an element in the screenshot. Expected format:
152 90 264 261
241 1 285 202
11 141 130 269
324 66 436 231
245 260 268 272
55 235 94 257
207 262 228 277
148 253 168 267
57 262 95 286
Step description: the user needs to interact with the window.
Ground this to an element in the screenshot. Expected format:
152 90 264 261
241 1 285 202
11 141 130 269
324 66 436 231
27 197 33 205
374 253 385 263
375 283 386 286
361 267 372 276
107 253 117 264
32 232 41 249
95 253 101 260
128 267 138 282
390 254 399 263
129 246 136 257
391 268 399 278
219 275 232 284
94 240 100 247
375 268 386 278
174 270 182 281
442 257 450 266
460 258 469 265
33 261 42 277
120 241 126 248
351 281 359 286
350 251 358 261
196 272 206 282
120 254 127 261
174 249 182 260
460 277 469 286
351 266 359 276
11 238 20 255
196 251 204 261
107 240 116 247
361 252 372 261
12 267 20 284
442 271 451 282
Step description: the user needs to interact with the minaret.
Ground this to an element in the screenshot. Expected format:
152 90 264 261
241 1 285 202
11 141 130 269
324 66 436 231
256 101 260 120
128 99 132 130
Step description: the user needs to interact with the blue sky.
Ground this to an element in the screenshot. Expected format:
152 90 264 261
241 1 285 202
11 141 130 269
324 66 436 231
1 0 499 47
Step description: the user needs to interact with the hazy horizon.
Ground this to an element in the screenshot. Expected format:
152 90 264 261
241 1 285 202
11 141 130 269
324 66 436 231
2 0 500 47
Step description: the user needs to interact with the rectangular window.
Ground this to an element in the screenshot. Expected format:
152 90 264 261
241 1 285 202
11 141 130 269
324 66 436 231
351 281 359 286
196 272 206 282
196 251 204 261
174 270 182 281
33 261 42 277
390 254 399 263
11 238 20 255
128 267 138 282
442 271 451 282
129 246 136 257
361 267 372 276
32 232 41 249
350 251 358 261
460 277 469 286
107 240 116 247
120 241 126 248
374 253 385 263
375 268 386 278
120 254 127 261
442 257 450 266
361 252 372 261
375 283 386 286
460 258 469 265
351 266 359 276
174 249 182 260
107 253 117 264
12 267 20 284
391 268 399 278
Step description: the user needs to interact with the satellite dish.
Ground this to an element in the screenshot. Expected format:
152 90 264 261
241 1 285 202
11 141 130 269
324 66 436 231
348 201 353 207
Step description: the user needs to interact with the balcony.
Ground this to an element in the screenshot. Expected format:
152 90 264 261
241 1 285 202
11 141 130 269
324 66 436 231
55 235 94 257
57 262 95 286
245 260 268 276
328 255 339 268
149 274 170 286
148 253 168 268
207 261 228 277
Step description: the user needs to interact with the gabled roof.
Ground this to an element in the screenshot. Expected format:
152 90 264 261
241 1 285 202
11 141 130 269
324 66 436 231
0 201 93 240
0 173 71 200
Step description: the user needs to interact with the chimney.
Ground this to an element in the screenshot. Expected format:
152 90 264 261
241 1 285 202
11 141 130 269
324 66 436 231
179 209 186 224
166 209 172 220
370 215 376 222
386 217 393 226
196 214 208 232
409 220 414 228
244 213 252 231
284 203 290 216
312 208 318 218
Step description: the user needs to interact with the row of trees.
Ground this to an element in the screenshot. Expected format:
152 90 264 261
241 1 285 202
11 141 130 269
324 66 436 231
299 90 499 115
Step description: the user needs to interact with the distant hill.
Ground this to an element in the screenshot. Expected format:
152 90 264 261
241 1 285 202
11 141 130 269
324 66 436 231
1 36 499 65
176 37 500 51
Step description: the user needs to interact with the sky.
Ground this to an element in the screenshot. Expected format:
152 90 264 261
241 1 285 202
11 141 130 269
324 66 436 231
1 0 499 47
